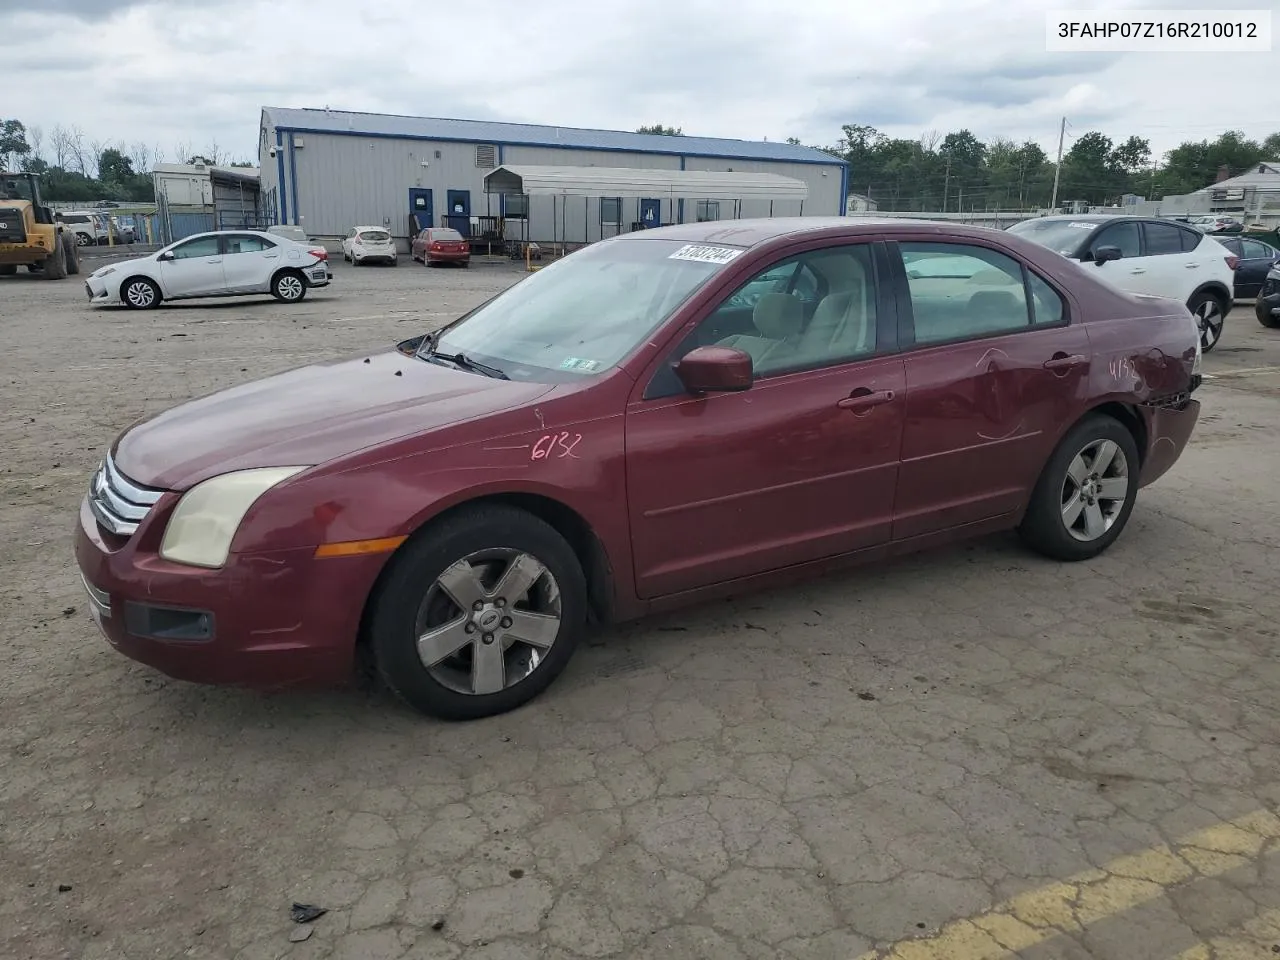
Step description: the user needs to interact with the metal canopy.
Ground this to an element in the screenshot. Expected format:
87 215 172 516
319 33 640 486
483 164 809 202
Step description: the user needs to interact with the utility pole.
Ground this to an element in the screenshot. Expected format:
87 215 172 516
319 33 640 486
1050 116 1066 211
942 155 952 212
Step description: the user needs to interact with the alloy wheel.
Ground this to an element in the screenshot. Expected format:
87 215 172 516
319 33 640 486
277 275 304 301
125 281 155 307
1060 438 1130 542
1195 298 1224 350
414 549 561 696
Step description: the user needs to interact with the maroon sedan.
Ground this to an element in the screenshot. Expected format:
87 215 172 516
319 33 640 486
75 218 1202 720
411 227 470 266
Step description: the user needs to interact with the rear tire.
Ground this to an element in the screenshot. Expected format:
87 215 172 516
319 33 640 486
1188 289 1227 352
271 270 307 302
0 264 16 276
369 505 587 721
1257 295 1280 329
1018 414 1141 562
121 276 160 308
44 239 68 280
62 233 80 276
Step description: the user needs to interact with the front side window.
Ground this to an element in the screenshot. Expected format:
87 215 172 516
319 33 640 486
1090 222 1141 259
901 242 1034 345
647 244 879 400
426 238 734 382
169 236 220 260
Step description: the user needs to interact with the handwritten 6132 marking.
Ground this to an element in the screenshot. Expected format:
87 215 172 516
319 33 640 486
531 432 582 461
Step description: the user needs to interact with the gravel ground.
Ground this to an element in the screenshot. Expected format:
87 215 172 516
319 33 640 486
3 252 1280 960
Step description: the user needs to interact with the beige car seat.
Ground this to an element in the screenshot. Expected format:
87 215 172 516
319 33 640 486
716 292 804 370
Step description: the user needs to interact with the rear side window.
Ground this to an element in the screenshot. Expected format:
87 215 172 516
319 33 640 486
1241 239 1272 259
1179 229 1203 252
900 242 1034 345
1142 222 1186 256
1027 272 1065 326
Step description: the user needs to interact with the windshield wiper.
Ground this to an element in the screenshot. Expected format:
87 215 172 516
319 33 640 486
413 329 508 379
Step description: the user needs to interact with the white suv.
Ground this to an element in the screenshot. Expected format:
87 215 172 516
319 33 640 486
57 211 112 246
1007 215 1236 351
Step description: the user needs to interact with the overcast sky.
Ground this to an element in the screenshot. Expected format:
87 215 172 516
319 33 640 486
3 0 1277 168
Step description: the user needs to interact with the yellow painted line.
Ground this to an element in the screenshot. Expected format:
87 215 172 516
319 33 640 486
1171 906 1280 959
854 809 1280 960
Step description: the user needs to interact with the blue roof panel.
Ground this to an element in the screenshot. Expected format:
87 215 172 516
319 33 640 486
262 106 844 166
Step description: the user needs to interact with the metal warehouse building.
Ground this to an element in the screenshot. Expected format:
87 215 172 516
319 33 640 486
257 107 848 250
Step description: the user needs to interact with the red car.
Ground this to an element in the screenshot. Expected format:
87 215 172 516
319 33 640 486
75 218 1202 720
411 227 470 266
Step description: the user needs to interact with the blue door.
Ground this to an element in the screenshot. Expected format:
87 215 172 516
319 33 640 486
639 198 661 229
409 188 433 233
446 190 471 237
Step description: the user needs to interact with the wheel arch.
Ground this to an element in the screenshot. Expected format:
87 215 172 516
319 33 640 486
120 274 162 304
1085 401 1149 467
1188 279 1231 308
354 491 618 653
271 264 307 285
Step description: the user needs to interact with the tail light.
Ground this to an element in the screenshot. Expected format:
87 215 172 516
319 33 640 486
308 246 328 261
1226 255 1239 270
430 242 442 251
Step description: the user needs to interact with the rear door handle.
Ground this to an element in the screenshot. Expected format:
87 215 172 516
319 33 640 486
1044 353 1087 371
1129 268 1145 274
837 389 895 411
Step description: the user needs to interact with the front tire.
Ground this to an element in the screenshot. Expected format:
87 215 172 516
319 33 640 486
1019 414 1140 562
121 276 160 308
62 233 80 275
44 239 68 279
369 505 587 721
271 270 307 302
1257 295 1279 329
1188 290 1227 352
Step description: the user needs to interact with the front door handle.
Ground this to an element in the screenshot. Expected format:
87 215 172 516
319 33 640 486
263 253 279 259
204 258 222 264
1185 263 1200 268
1129 268 1145 274
1044 353 1087 371
837 388 895 412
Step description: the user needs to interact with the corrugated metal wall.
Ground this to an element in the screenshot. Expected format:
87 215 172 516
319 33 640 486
267 128 845 247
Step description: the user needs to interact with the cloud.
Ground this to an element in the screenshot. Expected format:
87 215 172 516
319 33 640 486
0 0 1273 171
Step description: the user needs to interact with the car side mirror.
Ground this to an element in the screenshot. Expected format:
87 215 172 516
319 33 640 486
675 346 753 394
157 251 174 261
1092 245 1122 265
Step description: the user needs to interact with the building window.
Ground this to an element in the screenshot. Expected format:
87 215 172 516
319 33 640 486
505 194 529 219
601 197 622 225
696 200 720 222
476 144 496 168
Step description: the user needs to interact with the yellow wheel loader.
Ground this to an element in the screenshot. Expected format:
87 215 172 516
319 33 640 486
0 172 80 280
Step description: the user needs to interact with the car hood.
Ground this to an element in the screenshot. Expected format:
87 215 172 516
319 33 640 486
92 253 155 277
114 350 555 490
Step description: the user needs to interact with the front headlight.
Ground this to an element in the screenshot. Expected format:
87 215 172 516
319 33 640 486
160 466 309 568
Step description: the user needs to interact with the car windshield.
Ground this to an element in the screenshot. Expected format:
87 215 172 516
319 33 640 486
1007 218 1098 255
360 230 390 241
422 238 736 382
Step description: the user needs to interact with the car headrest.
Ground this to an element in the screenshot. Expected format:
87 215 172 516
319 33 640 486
753 293 804 339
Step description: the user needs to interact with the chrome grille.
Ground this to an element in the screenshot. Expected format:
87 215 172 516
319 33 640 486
89 454 163 537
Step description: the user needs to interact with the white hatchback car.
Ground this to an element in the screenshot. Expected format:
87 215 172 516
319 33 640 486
84 230 331 309
1007 215 1236 351
342 226 397 265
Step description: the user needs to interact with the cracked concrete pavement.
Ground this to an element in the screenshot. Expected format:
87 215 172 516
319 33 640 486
3 255 1280 959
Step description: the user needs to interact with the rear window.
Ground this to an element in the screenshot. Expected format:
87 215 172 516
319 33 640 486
432 229 464 241
359 230 390 241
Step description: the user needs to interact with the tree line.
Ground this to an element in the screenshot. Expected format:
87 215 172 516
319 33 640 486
643 123 1280 211
1 118 252 204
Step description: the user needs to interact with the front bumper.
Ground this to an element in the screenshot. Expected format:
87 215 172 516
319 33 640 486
84 274 115 304
74 496 385 689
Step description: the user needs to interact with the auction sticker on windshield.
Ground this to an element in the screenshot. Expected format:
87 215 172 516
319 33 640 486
669 244 744 265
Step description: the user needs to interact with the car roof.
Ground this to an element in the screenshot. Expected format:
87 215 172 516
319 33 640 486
354 225 388 230
612 216 1019 249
